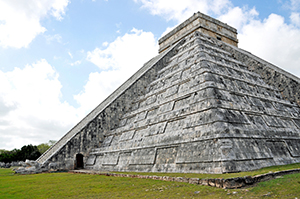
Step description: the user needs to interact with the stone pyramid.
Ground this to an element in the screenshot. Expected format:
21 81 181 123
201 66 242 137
37 12 300 174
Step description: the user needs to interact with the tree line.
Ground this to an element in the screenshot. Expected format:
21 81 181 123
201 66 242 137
0 140 56 163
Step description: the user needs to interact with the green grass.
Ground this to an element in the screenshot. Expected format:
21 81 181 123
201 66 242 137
114 163 300 179
1 165 300 199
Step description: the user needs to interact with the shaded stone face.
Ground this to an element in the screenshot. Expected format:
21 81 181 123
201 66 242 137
37 12 300 174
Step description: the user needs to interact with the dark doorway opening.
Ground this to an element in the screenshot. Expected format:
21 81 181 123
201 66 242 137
76 154 84 169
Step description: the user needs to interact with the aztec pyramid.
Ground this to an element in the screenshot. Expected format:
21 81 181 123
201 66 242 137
37 12 300 174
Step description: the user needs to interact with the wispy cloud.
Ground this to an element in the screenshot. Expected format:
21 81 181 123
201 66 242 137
70 60 81 66
68 52 73 59
45 34 62 44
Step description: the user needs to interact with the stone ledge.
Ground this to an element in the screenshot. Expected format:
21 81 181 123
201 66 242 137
158 12 237 45
68 168 300 189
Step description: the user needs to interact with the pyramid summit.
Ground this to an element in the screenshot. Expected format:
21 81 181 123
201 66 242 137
37 12 300 174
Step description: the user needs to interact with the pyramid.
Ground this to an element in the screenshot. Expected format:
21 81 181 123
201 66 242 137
37 12 300 174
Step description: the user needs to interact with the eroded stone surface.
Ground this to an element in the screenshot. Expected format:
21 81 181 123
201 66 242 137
14 160 49 174
37 13 300 174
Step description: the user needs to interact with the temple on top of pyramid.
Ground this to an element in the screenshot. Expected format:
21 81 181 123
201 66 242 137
37 12 300 174
158 11 238 53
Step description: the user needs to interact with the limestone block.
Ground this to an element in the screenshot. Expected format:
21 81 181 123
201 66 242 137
155 147 178 164
189 178 200 184
102 152 119 165
145 122 167 137
294 119 300 128
86 155 96 165
129 148 156 165
135 111 147 122
215 178 223 188
285 140 300 157
165 85 179 98
102 135 114 146
145 95 157 105
198 179 207 186
157 101 175 114
223 177 245 189
119 130 136 141
118 152 132 166
176 141 216 163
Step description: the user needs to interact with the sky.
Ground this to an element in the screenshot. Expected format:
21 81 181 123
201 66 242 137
0 0 300 150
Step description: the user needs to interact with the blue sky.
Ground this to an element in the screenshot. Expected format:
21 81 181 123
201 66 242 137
0 0 300 150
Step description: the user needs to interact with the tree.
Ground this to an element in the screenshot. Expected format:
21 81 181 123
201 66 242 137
0 145 41 163
37 140 56 154
0 149 9 154
0 141 57 163
18 145 41 161
48 140 56 146
37 143 50 154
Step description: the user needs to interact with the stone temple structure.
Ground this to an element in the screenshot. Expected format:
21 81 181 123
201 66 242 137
37 12 300 174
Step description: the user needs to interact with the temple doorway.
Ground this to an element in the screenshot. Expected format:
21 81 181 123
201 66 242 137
76 154 84 169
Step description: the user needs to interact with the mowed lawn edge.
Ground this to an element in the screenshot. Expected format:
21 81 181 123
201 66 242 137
1 163 300 198
104 162 300 179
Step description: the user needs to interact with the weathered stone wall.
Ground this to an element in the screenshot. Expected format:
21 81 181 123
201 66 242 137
158 12 238 53
220 44 300 107
86 31 300 173
49 121 100 169
40 14 300 174
44 41 184 170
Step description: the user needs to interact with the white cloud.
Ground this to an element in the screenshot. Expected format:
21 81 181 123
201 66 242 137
281 0 300 11
51 0 69 21
77 28 158 113
134 0 232 22
135 0 300 78
68 52 73 59
0 59 80 150
238 13 300 77
53 56 61 60
290 12 300 26
70 60 82 66
102 41 109 47
290 0 300 10
161 25 177 37
45 34 62 44
0 0 69 48
116 22 122 28
134 0 234 53
218 6 259 30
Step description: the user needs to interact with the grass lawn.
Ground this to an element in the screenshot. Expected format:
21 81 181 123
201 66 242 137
0 165 300 199
114 163 300 179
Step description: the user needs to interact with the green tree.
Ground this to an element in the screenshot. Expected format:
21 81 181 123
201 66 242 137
0 149 9 154
37 140 56 154
37 143 50 154
19 145 41 161
0 141 57 163
0 145 41 163
48 140 56 146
